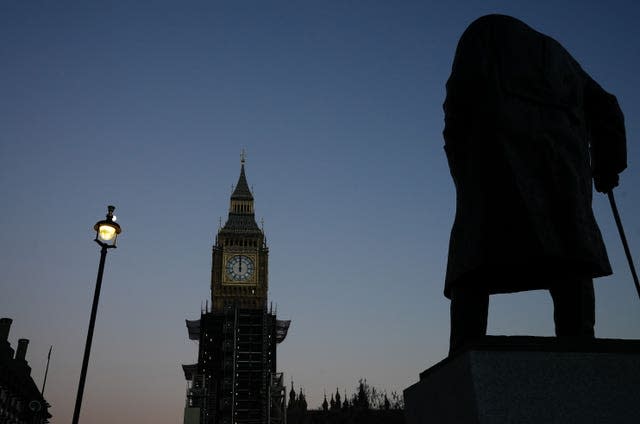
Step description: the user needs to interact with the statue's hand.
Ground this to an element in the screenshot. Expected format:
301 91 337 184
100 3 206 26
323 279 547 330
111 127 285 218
594 173 620 193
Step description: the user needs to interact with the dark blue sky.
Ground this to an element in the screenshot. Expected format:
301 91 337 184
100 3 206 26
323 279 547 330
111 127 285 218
1 1 639 422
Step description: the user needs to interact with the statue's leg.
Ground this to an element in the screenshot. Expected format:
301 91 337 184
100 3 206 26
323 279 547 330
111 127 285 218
549 277 595 338
449 284 489 356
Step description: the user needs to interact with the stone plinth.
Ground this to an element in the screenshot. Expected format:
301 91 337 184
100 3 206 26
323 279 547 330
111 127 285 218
404 336 640 424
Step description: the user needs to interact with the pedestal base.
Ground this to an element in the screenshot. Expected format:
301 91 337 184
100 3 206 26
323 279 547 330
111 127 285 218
404 336 640 424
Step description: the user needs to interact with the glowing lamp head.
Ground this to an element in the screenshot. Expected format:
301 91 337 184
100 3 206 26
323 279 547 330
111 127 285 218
94 205 122 247
98 224 117 241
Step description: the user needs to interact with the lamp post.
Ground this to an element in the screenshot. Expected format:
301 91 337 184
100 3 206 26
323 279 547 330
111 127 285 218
72 205 122 424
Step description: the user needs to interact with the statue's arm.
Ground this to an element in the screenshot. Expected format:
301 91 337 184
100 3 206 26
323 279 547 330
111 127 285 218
585 77 627 192
443 23 494 148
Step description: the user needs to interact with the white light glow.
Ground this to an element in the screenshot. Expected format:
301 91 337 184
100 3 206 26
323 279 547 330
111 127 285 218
98 224 117 241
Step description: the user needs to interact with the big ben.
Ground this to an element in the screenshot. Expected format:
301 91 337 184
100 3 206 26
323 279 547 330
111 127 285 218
211 153 268 312
182 154 290 424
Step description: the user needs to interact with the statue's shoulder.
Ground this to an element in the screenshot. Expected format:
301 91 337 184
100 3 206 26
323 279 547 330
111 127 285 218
465 14 529 34
456 14 534 51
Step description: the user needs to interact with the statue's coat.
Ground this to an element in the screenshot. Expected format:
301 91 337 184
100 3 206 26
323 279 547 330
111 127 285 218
443 15 627 297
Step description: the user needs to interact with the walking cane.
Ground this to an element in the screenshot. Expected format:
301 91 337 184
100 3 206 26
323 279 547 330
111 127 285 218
607 190 640 300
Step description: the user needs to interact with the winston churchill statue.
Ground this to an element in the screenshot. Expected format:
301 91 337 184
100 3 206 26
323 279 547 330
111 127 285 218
443 15 627 354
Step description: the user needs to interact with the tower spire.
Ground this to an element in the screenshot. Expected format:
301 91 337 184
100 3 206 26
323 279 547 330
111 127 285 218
230 159 253 202
224 153 257 223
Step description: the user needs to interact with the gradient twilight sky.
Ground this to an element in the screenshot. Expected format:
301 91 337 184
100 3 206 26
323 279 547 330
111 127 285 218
1 1 639 422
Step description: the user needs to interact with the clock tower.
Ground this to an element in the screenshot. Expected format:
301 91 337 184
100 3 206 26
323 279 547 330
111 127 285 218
182 155 290 424
211 154 268 311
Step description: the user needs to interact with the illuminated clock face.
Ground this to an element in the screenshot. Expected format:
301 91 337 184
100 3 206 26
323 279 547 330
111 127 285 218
226 255 255 282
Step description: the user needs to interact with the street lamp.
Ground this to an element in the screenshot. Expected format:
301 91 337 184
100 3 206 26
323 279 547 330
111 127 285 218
72 205 122 424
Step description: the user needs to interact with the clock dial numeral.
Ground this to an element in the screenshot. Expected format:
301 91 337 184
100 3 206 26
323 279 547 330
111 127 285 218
225 255 255 282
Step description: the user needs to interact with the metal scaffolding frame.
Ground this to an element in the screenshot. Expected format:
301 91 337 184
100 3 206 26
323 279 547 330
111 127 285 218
183 305 288 424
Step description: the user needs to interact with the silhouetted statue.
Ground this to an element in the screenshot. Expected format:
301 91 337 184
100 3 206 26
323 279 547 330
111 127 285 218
443 15 627 354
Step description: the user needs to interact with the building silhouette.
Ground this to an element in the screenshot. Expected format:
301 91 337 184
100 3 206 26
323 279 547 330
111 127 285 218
0 318 51 423
182 156 290 424
287 382 404 424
